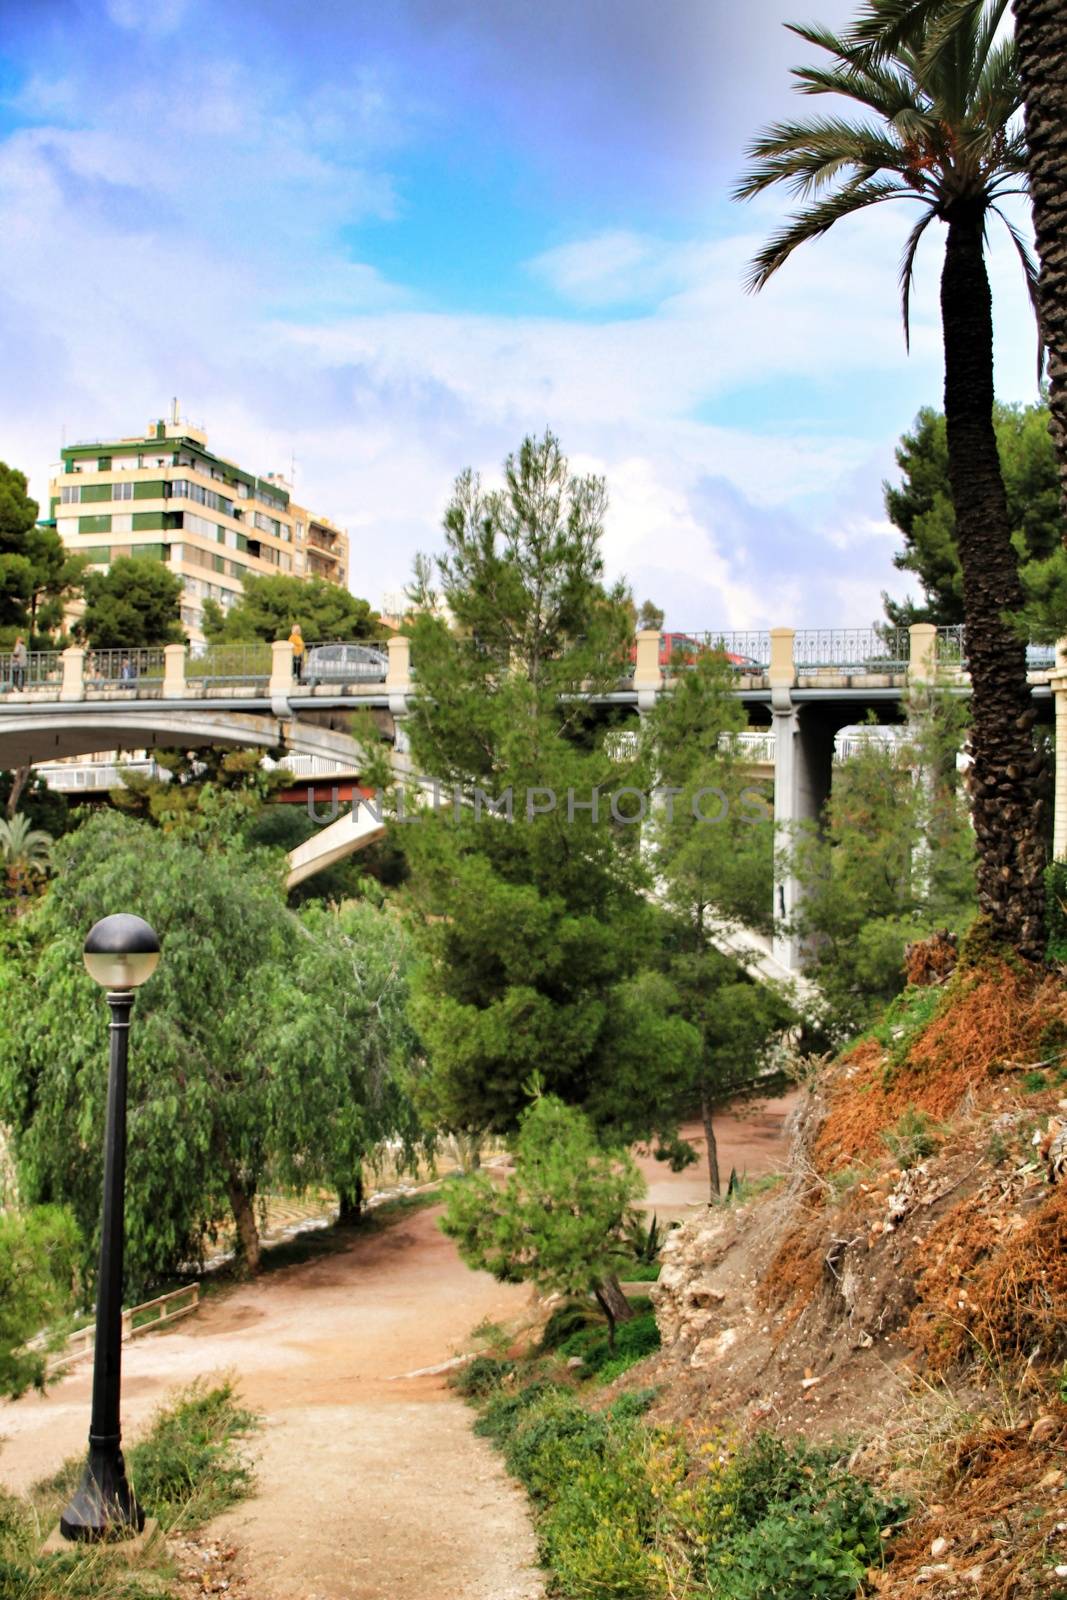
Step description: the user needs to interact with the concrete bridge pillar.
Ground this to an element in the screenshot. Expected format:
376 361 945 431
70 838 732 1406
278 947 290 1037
59 645 85 703
163 644 187 700
907 622 938 685
634 629 661 712
386 635 412 716
270 640 294 697
1052 640 1067 860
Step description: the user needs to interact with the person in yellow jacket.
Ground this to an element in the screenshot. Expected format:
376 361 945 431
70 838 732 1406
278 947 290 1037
289 623 306 684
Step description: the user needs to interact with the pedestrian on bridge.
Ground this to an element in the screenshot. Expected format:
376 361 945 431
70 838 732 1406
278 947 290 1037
289 623 306 684
11 636 27 691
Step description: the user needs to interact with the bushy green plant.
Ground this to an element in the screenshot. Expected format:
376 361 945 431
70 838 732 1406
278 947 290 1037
882 1106 942 1169
126 1377 258 1527
451 1354 515 1398
1046 860 1067 963
0 1204 81 1398
560 1309 660 1382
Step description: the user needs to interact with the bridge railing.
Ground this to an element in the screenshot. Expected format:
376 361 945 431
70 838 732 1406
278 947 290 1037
0 650 64 692
84 648 164 688
935 627 1056 672
793 627 909 673
186 642 272 685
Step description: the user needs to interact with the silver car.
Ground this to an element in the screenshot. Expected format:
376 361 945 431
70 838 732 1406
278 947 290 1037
304 643 388 685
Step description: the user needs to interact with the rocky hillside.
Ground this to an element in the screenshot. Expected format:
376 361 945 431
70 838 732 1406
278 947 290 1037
645 953 1067 1597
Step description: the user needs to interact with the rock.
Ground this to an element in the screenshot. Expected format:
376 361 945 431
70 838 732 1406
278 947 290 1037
916 1564 952 1583
566 1356 584 1369
686 1280 726 1309
930 1536 950 1557
1029 1415 1057 1445
1038 1468 1064 1489
690 1327 739 1369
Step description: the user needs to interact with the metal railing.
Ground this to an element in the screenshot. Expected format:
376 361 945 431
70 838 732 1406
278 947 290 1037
186 642 271 684
793 627 909 673
0 650 64 692
84 648 164 687
720 729 776 762
34 759 166 792
935 624 966 666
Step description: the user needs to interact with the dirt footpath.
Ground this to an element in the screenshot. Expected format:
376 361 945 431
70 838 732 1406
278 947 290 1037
0 1207 543 1600
0 1094 796 1600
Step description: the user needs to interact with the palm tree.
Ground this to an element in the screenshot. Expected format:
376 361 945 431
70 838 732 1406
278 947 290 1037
0 813 53 900
853 0 1067 578
735 11 1046 958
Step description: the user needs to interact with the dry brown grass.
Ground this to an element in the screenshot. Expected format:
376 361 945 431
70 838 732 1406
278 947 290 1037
814 963 1065 1172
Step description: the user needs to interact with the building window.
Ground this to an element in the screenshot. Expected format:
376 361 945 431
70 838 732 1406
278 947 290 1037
113 480 134 501
112 513 133 534
61 485 80 504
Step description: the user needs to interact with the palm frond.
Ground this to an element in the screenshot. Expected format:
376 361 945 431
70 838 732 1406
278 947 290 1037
972 37 1024 131
736 117 914 200
898 206 939 349
742 180 913 293
989 203 1045 380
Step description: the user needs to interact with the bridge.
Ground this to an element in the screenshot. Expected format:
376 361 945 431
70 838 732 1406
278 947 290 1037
3 625 1064 976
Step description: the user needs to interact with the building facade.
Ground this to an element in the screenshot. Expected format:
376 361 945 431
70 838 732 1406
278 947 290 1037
49 416 350 641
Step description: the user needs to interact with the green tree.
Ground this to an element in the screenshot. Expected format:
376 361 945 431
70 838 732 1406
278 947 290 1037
737 8 1046 959
398 432 699 1142
0 811 421 1292
23 525 89 644
78 556 184 648
0 461 38 631
883 401 1065 625
441 1092 645 1341
0 1204 81 1399
644 654 790 1195
203 573 380 643
789 697 975 1038
110 746 294 840
0 812 53 908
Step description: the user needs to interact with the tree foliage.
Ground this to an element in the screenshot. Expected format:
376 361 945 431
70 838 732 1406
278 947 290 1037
790 694 975 1038
203 573 380 643
883 402 1065 626
0 1204 81 1399
440 1092 645 1340
0 811 421 1294
643 655 792 1193
397 432 699 1141
78 556 185 648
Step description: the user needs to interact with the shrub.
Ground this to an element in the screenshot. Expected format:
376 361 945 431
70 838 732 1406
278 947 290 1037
451 1354 515 1398
561 1309 661 1380
539 1301 599 1351
1046 860 1067 963
882 1106 941 1168
127 1377 258 1527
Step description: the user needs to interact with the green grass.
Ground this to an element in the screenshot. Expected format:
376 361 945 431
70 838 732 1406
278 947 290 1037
0 1379 259 1599
871 983 948 1076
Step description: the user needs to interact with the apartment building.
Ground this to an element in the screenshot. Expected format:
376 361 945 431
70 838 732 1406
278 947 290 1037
49 415 350 641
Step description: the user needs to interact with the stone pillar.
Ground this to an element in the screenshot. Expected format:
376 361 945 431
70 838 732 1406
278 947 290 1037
59 644 85 702
270 639 294 698
908 622 938 685
162 643 186 700
768 627 796 691
386 633 411 704
633 629 661 712
1053 639 1067 860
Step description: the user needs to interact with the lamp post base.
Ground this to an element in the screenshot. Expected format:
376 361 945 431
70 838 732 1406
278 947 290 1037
59 1445 144 1542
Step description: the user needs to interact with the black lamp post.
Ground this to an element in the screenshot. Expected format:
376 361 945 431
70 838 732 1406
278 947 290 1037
60 913 160 1543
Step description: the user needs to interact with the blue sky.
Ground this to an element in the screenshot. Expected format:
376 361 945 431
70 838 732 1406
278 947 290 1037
0 0 1042 626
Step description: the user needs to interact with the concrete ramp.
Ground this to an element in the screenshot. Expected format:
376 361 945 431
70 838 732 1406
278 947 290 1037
286 803 387 887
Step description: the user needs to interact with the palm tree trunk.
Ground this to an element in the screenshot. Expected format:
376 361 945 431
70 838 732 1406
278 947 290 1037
940 199 1046 957
1014 0 1067 527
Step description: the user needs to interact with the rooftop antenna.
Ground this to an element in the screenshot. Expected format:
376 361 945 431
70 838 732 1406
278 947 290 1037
289 446 298 490
171 396 180 426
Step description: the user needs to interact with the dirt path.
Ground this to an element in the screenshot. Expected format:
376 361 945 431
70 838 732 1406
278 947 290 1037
0 1206 543 1600
0 1092 797 1599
